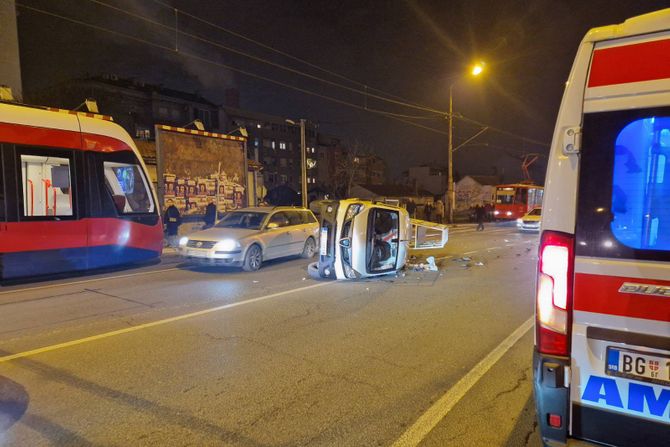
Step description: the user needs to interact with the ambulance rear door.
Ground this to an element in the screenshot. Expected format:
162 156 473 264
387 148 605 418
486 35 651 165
571 30 670 446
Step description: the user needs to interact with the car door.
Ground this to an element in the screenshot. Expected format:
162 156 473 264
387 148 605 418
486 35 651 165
263 211 293 259
286 211 311 254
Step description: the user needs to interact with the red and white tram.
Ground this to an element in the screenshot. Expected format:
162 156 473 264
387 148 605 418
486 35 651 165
0 101 163 280
493 183 543 220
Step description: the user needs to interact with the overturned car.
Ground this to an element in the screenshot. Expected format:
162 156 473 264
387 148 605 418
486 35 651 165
312 199 448 279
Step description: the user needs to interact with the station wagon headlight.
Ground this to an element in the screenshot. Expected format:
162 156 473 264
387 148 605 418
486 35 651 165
179 237 189 247
214 239 239 251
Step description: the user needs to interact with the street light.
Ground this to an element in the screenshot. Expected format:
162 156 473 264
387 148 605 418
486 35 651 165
447 61 485 224
286 118 308 208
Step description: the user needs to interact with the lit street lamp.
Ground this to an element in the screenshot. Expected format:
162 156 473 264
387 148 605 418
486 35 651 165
447 62 485 224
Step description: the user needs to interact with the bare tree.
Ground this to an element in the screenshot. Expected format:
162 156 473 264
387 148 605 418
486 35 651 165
332 140 374 198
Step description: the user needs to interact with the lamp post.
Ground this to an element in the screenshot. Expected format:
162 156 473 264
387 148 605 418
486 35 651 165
286 118 308 208
447 62 485 224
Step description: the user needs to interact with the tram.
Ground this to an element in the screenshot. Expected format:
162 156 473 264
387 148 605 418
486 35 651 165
0 101 163 280
493 183 543 220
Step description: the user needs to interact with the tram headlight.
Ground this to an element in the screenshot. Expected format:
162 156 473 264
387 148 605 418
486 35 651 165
506 211 512 216
178 237 189 247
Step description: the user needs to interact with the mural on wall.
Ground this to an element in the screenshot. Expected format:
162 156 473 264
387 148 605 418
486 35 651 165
156 128 246 215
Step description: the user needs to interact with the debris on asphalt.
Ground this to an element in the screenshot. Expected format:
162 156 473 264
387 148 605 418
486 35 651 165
475 261 485 266
252 280 259 283
452 256 472 262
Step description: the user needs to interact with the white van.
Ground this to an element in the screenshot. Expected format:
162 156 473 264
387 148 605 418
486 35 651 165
533 9 670 447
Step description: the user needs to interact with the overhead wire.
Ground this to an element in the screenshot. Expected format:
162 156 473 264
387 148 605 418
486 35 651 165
87 0 447 118
19 1 548 148
148 0 427 106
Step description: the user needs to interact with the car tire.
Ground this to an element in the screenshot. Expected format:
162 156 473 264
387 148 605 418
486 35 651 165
301 237 316 259
242 244 262 272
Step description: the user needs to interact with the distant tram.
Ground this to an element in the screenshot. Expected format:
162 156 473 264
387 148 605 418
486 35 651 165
494 183 543 220
0 101 163 280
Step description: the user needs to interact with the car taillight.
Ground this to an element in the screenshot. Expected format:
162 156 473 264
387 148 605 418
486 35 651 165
536 230 574 356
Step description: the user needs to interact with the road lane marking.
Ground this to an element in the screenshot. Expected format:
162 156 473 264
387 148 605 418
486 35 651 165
391 316 534 447
0 282 330 364
0 268 180 295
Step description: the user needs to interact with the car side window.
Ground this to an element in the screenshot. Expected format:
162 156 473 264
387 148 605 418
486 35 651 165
287 211 304 226
302 211 317 224
269 212 290 227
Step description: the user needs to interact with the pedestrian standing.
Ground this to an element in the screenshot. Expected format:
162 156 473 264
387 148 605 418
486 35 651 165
203 200 217 229
475 203 486 231
406 199 416 218
435 199 445 223
424 203 433 221
165 199 182 246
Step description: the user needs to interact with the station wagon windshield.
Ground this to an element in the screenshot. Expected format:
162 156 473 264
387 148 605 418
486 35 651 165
216 212 267 230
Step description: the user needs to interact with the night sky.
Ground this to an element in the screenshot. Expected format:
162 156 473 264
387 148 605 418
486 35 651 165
16 0 670 181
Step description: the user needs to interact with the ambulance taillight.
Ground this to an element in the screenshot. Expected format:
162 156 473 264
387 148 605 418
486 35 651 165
536 231 574 356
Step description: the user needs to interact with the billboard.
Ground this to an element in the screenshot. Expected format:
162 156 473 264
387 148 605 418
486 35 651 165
155 125 247 217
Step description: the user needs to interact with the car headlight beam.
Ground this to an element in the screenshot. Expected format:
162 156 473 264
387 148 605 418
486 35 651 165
214 239 239 251
179 237 189 247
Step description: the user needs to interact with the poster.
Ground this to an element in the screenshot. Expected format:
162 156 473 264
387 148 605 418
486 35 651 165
156 126 247 216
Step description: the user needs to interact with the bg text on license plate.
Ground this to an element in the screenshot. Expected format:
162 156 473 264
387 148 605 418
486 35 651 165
606 347 670 386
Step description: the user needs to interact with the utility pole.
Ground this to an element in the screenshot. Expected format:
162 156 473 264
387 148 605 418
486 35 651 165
447 84 454 224
300 118 308 208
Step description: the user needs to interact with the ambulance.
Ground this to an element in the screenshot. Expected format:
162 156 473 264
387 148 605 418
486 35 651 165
533 9 670 447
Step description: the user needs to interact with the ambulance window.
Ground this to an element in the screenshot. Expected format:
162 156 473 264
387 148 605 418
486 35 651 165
19 152 74 217
610 117 670 251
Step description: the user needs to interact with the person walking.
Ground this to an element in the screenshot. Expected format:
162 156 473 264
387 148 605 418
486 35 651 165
434 199 445 223
475 203 486 231
164 199 182 247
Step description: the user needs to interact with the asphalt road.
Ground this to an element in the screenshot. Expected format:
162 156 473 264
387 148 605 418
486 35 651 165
0 223 543 446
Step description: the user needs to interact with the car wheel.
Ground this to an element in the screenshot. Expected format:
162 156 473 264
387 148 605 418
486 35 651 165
301 237 316 259
243 244 262 272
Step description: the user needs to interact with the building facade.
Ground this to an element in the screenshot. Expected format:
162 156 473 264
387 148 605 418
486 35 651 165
224 107 318 194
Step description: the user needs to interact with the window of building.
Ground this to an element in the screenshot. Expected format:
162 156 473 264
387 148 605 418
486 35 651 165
279 158 287 168
103 162 155 214
158 106 169 117
170 108 181 121
279 141 287 150
263 139 272 148
280 174 288 183
20 154 73 217
288 142 293 151
271 140 276 149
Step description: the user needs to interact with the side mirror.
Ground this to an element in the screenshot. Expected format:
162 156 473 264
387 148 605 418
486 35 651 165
266 222 279 230
338 237 351 248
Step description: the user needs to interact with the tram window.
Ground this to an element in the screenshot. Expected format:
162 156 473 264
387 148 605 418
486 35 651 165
103 162 155 214
20 154 73 217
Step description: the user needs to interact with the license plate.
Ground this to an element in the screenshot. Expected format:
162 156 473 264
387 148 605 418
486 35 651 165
320 227 328 256
606 347 670 386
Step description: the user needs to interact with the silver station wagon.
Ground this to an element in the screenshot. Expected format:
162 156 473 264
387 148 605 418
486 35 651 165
178 207 319 271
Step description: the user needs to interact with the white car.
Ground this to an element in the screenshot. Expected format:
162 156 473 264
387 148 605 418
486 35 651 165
315 199 411 279
516 207 541 232
178 207 319 271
